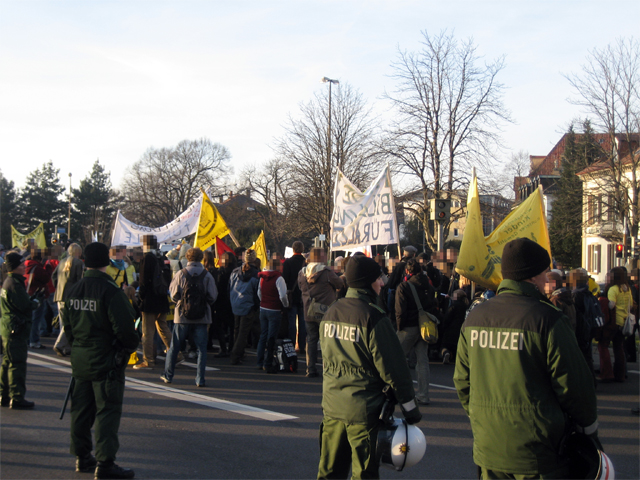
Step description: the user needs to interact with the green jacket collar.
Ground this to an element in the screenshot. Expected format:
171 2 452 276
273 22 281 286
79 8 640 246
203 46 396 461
497 278 546 302
84 269 119 287
346 287 378 303
8 272 26 283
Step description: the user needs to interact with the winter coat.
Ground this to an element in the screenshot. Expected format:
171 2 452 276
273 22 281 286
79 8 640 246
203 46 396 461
138 251 170 314
454 279 598 475
320 287 417 425
63 270 139 381
282 254 306 305
395 273 438 331
548 287 576 331
1 273 39 337
229 265 259 316
106 260 136 288
257 270 289 310
169 261 218 324
298 264 344 322
24 259 54 296
440 298 468 351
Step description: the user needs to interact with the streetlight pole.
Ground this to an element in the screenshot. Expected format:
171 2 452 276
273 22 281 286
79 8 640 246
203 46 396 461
67 173 72 242
321 77 339 171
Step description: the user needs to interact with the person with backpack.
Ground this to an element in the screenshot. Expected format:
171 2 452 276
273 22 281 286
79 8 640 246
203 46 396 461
133 235 178 370
256 253 289 373
228 249 260 365
161 248 217 387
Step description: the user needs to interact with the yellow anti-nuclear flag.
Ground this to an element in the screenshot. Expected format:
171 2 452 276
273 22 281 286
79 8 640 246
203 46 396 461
250 230 268 270
12 223 47 249
455 176 552 290
194 189 231 251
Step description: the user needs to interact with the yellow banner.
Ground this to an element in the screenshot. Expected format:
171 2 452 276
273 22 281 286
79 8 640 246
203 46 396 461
194 189 231 251
11 223 47 249
455 177 552 290
250 230 268 270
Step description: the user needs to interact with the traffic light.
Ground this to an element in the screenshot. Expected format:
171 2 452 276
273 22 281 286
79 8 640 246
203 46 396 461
431 199 451 222
51 233 58 246
615 243 624 258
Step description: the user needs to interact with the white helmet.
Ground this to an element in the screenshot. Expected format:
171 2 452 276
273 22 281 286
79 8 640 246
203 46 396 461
377 417 427 471
565 432 615 479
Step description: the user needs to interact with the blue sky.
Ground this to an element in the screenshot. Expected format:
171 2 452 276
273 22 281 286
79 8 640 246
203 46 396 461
1 0 638 191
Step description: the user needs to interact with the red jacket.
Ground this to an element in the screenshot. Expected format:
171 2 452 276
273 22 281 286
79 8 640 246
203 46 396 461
24 259 55 295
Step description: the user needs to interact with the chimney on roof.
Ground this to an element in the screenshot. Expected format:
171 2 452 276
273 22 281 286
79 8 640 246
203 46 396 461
229 191 233 199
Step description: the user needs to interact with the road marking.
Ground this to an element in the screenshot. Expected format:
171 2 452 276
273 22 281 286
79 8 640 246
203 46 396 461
27 352 297 422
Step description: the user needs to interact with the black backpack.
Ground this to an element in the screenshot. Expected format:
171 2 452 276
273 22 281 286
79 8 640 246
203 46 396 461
180 269 209 320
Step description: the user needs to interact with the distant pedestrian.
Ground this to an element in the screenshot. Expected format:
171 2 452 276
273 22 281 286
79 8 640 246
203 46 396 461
282 241 306 352
52 243 84 357
0 252 41 409
161 248 217 387
228 249 260 365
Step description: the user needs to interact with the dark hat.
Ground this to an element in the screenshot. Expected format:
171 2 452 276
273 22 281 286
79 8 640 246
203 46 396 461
501 238 550 281
84 242 110 269
5 252 24 271
403 245 418 254
345 255 382 289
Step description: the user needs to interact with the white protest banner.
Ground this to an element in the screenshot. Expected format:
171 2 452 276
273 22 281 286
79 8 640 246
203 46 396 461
331 166 399 250
111 195 203 247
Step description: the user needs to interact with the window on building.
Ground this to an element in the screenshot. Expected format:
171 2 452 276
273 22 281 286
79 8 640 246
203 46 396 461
453 228 459 237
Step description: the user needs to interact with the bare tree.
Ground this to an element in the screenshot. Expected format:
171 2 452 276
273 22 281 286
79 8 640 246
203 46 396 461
276 83 383 236
120 138 232 226
566 37 640 239
384 30 511 249
240 158 299 253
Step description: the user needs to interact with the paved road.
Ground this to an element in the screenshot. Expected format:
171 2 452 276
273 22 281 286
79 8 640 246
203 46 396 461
1 337 638 479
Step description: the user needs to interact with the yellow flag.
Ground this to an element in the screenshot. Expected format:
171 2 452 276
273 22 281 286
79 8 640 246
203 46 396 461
12 223 47 249
455 177 552 290
194 190 231 251
250 230 268 270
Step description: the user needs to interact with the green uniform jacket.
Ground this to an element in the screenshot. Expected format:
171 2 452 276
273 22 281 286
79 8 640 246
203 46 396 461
63 270 139 381
1 273 38 337
320 288 416 425
453 279 598 475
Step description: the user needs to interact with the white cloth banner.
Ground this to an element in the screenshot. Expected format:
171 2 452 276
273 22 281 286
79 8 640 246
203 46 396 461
331 166 399 250
111 195 203 247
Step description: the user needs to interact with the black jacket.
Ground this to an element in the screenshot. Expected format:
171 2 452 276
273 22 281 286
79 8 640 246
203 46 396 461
395 273 438 331
282 254 306 305
139 251 170 314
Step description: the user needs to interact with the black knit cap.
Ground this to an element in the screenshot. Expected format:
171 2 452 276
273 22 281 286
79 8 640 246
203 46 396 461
84 242 110 269
344 255 382 289
501 237 550 281
5 252 24 271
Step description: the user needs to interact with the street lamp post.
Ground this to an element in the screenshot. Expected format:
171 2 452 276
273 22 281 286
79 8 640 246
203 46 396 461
321 77 339 171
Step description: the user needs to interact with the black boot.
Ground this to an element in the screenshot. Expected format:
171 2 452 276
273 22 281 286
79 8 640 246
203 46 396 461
10 398 35 409
94 461 135 479
76 453 97 472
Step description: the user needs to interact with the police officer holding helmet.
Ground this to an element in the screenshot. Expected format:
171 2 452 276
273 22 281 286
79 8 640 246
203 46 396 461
63 243 139 479
318 254 422 479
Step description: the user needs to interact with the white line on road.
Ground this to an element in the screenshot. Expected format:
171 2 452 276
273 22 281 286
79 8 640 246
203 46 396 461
27 352 297 422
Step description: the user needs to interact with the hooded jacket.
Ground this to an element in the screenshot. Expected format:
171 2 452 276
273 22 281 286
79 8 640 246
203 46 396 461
298 264 344 322
454 279 598 475
229 264 259 316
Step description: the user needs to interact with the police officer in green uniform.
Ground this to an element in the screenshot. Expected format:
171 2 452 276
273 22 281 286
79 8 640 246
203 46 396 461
318 254 422 479
63 243 139 479
1 252 40 409
454 238 599 479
